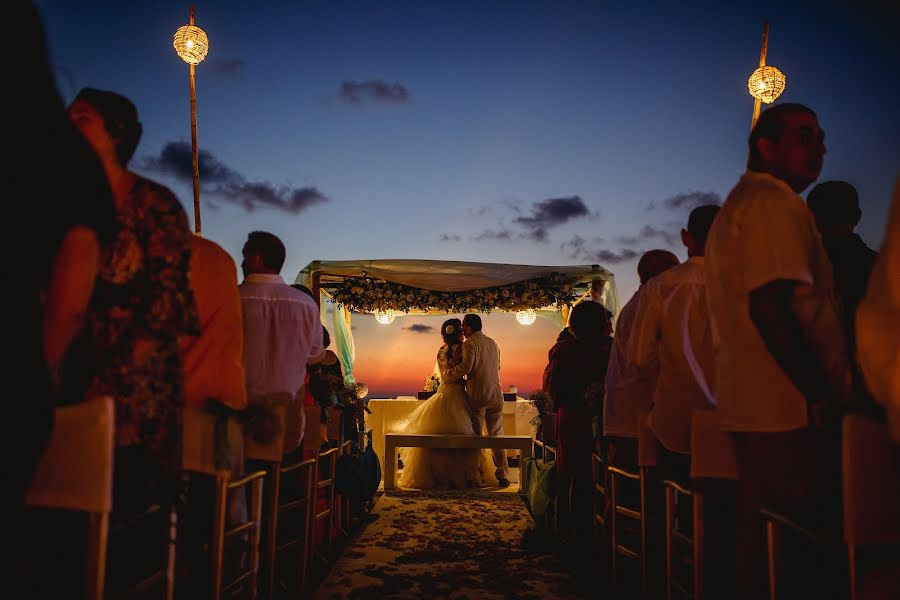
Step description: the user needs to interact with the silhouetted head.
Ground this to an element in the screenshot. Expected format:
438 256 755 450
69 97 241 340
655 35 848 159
68 88 142 167
569 301 613 340
807 180 861 237
441 318 462 345
462 313 483 337
637 249 679 284
748 103 825 193
682 204 721 257
321 325 331 349
291 283 319 305
242 231 285 277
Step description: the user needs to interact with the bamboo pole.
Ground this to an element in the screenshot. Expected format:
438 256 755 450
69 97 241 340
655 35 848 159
189 6 201 234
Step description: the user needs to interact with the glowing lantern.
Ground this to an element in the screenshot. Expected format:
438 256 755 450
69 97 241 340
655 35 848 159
748 65 786 104
374 310 396 325
173 23 209 65
516 309 537 326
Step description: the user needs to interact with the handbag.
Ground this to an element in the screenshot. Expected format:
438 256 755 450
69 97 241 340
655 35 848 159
522 455 556 519
335 439 382 500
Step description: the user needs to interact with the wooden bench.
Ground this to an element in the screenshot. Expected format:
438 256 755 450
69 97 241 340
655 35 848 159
383 433 533 492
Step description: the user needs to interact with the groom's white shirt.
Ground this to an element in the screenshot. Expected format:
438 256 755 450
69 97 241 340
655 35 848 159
442 330 503 410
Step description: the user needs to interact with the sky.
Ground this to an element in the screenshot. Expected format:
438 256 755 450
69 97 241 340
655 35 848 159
37 0 899 397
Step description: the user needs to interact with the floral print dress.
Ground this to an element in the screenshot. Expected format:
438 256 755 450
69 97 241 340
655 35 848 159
88 176 199 472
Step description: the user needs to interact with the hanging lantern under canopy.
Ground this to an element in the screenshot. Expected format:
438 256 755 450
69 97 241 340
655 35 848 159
515 309 537 326
748 65 786 104
374 310 396 325
173 24 209 65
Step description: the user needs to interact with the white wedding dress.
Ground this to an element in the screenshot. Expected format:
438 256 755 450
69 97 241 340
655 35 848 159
397 344 498 489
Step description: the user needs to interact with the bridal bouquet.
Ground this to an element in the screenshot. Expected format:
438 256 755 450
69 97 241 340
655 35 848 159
424 373 440 392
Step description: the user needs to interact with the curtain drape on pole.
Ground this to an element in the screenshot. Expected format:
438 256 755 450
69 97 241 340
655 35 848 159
330 298 356 385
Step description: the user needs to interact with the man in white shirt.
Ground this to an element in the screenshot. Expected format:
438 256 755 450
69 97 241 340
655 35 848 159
602 249 679 467
629 205 719 484
705 103 851 598
239 231 323 457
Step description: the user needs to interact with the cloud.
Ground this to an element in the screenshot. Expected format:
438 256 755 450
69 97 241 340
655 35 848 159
561 235 640 265
339 79 410 104
209 58 246 75
142 141 328 215
514 196 591 241
648 190 721 212
405 324 434 334
616 224 680 247
439 234 461 242
471 229 514 242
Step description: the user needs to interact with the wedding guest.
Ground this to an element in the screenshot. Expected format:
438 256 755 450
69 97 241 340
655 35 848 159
68 87 200 516
240 231 323 460
705 103 851 599
629 205 719 484
856 180 900 443
543 301 614 549
602 249 678 467
10 0 117 573
808 180 878 324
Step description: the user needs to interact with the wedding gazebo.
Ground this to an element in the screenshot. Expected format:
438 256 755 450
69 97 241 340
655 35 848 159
295 258 619 386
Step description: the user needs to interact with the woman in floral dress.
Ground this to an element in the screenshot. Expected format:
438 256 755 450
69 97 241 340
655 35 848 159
68 88 200 519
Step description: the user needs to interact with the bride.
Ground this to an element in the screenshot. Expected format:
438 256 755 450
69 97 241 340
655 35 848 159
397 318 498 489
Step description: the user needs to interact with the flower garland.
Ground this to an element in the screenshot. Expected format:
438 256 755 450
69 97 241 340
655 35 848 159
330 273 579 314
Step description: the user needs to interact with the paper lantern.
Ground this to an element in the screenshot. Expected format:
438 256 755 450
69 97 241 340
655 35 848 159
515 309 537 326
748 65 786 104
173 24 209 65
374 310 396 325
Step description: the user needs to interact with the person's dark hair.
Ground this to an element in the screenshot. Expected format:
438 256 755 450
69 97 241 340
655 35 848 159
748 103 817 171
322 325 331 349
74 87 143 166
245 231 286 272
291 283 320 306
462 313 482 332
569 301 612 340
687 204 721 251
637 249 679 284
441 318 463 345
807 181 860 227
557 328 575 343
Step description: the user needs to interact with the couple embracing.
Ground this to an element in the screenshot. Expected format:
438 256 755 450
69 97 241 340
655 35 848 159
397 314 511 490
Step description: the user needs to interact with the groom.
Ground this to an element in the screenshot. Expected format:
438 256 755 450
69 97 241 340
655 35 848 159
443 314 510 487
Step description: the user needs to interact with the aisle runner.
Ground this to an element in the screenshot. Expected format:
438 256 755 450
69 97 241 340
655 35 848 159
314 491 580 599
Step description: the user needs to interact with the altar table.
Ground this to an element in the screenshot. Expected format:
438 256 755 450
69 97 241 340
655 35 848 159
366 397 539 483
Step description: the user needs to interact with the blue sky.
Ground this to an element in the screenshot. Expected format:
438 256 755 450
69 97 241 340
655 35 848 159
37 0 899 395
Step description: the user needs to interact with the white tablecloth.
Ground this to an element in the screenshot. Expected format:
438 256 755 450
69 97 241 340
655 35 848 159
366 397 539 480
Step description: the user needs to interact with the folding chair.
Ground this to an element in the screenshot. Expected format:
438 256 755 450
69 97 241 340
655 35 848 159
182 405 267 600
842 414 900 599
310 445 341 565
25 396 114 600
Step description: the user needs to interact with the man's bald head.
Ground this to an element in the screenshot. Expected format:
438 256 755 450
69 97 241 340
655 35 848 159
637 249 679 284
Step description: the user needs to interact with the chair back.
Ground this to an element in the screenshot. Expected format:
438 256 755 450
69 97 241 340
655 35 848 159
690 409 738 480
637 412 658 468
26 396 114 600
27 396 114 513
303 405 325 451
843 414 900 546
245 403 288 462
182 406 243 475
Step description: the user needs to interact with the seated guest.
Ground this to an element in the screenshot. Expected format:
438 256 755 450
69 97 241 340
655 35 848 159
629 205 719 484
544 301 614 548
68 87 200 517
705 103 851 599
240 231 323 460
308 326 345 434
807 180 878 326
602 249 679 467
856 181 900 443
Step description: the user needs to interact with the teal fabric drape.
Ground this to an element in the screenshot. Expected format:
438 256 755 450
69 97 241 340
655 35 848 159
330 298 356 385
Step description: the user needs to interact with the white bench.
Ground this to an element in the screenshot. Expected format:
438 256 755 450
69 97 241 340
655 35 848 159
383 433 534 492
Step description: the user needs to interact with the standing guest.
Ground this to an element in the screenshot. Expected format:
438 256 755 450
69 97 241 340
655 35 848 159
856 180 900 443
68 87 200 517
602 249 679 466
705 103 851 599
629 205 719 483
807 180 878 324
240 231 323 459
543 301 614 549
9 0 117 569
